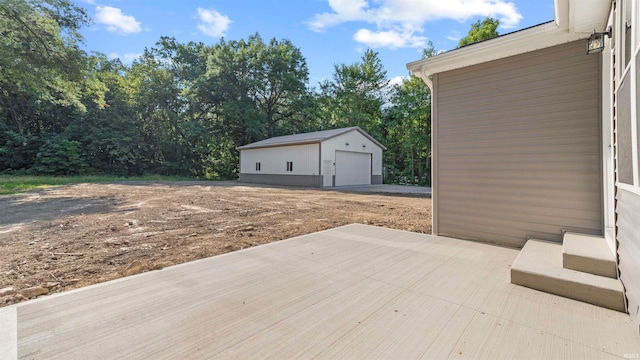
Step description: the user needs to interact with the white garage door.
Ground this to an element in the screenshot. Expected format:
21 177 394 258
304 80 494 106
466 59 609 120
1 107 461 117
335 151 371 186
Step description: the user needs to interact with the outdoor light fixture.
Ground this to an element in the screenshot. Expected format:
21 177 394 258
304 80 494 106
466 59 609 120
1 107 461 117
586 27 612 54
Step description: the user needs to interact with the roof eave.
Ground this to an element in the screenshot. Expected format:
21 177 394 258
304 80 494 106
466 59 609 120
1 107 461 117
237 127 387 151
407 22 587 78
407 0 611 78
237 139 322 150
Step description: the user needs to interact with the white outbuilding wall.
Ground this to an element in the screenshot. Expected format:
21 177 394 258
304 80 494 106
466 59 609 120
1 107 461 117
238 127 385 188
321 131 384 184
240 143 320 175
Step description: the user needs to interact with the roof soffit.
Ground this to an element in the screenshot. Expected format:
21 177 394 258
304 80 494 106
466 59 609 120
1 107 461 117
569 0 612 33
407 0 612 77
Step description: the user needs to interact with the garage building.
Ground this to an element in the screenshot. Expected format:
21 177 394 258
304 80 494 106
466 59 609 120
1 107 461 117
238 127 386 187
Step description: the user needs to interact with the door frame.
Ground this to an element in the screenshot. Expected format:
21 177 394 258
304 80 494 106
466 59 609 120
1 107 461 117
602 25 616 254
322 160 333 187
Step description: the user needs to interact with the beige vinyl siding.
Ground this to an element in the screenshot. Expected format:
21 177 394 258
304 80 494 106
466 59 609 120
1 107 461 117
617 189 640 326
433 40 602 247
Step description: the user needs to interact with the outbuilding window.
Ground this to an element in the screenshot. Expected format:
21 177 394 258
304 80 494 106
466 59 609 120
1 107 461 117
255 162 261 171
286 161 293 172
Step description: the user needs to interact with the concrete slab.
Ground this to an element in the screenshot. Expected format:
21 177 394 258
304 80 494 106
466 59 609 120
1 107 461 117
2 224 639 359
511 238 625 312
563 232 618 278
329 184 431 197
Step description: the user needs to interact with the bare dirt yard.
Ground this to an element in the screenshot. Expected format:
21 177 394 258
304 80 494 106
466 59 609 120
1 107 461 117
0 181 431 306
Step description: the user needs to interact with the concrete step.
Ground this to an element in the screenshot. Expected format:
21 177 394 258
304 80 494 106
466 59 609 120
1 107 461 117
511 239 625 312
562 232 617 278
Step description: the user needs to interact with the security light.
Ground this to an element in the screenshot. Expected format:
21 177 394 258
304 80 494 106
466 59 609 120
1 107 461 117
587 27 612 54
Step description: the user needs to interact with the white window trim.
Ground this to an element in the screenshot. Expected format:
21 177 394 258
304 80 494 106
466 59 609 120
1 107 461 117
615 0 640 195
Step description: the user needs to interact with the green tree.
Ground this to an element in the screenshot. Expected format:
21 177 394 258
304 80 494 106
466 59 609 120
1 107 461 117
149 38 216 176
204 34 309 140
72 55 144 176
0 0 95 136
128 50 190 175
382 41 435 185
251 36 309 138
458 17 500 48
197 33 311 177
34 133 87 175
320 49 388 136
385 75 431 184
203 36 262 148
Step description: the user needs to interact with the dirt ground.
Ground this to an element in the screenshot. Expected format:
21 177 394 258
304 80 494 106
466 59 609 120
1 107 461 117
0 181 431 306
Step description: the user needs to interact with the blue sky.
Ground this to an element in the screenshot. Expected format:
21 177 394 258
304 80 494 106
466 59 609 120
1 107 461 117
76 0 555 87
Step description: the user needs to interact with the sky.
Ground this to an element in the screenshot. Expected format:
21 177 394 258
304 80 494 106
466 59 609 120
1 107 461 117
76 0 556 87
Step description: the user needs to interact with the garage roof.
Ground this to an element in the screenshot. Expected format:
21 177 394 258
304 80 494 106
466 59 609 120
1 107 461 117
238 127 386 150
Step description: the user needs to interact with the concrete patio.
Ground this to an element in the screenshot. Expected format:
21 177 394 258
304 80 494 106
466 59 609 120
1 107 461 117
1 224 639 359
331 184 431 197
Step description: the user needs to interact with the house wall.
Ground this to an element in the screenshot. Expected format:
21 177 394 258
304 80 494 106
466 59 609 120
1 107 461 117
613 0 640 328
321 130 384 184
432 40 602 247
238 173 322 187
239 143 321 187
616 189 640 327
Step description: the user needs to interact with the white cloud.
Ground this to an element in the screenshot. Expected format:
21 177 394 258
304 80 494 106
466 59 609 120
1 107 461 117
96 6 141 35
309 0 372 31
388 75 406 87
197 8 232 37
309 0 523 48
108 53 142 64
354 28 427 49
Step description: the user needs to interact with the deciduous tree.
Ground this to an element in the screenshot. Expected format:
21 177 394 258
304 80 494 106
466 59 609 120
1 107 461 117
320 49 388 137
458 17 500 47
0 0 95 136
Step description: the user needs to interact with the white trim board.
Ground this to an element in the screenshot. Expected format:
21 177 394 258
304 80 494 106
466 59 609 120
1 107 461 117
407 0 611 79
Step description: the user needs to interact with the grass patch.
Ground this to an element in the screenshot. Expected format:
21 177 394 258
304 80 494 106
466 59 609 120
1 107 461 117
0 175 201 195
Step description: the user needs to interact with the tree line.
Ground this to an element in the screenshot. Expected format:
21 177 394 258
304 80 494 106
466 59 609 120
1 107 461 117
0 0 499 185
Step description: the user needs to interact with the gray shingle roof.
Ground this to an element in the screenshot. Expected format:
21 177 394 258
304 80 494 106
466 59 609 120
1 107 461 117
237 126 386 150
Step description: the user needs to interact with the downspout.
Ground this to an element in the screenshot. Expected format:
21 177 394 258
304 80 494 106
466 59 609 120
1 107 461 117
553 0 570 31
417 64 433 92
414 64 435 235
